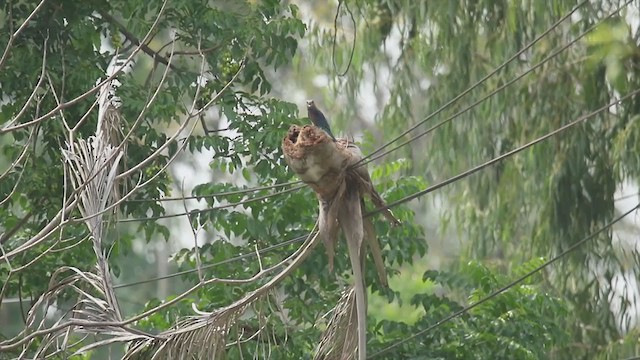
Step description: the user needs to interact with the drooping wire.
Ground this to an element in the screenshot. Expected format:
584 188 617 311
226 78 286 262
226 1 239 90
351 0 590 167
366 87 640 218
114 88 639 287
118 0 592 209
114 1 596 215
116 0 620 222
113 233 310 288
117 184 306 223
357 0 632 168
368 203 640 358
112 1 633 295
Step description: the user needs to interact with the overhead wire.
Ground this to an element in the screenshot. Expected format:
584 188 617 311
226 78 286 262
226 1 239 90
8 2 634 355
113 0 635 308
113 233 311 288
117 7 618 223
368 203 640 358
366 87 640 218
118 184 306 223
351 0 590 167
358 0 632 167
117 0 592 209
114 85 640 287
124 180 302 203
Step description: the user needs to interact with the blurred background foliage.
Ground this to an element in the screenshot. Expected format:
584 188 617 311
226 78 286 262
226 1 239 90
1 0 640 358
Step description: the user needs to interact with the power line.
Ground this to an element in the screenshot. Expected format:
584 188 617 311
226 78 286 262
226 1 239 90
113 233 311 288
352 0 589 167
115 0 591 211
358 0 632 167
118 184 306 223
366 87 640 218
111 0 635 290
117 2 606 224
114 88 638 288
614 192 639 202
368 203 640 358
15 87 634 351
124 180 302 203
112 0 619 224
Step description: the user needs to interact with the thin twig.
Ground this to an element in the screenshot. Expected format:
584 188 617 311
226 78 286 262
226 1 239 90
331 0 356 77
2 32 49 128
117 185 304 223
183 179 204 283
0 240 309 351
172 42 226 56
124 180 301 203
0 0 170 134
98 11 181 72
0 211 34 245
0 0 48 71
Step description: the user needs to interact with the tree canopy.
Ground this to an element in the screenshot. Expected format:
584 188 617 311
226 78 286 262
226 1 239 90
1 0 640 359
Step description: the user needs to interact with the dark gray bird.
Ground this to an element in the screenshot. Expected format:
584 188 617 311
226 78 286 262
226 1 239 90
307 100 336 141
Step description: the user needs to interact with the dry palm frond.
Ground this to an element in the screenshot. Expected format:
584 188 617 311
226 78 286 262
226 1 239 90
282 124 399 360
124 228 320 359
0 55 155 357
9 54 140 356
125 306 245 360
314 287 358 360
3 265 153 357
63 107 124 323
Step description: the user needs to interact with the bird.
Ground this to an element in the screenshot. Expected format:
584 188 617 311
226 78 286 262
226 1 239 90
307 100 336 141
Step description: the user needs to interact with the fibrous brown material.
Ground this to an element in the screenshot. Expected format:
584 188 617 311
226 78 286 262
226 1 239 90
282 124 400 360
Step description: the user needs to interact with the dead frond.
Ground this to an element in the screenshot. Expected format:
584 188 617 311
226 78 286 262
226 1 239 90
282 124 400 360
314 287 358 360
124 228 320 359
125 306 245 360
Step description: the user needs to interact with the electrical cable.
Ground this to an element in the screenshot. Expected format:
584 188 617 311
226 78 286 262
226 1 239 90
368 203 640 358
351 0 590 167
115 87 639 287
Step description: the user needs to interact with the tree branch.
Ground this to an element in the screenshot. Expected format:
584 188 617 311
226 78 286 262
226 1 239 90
0 0 48 71
98 11 180 72
0 211 34 245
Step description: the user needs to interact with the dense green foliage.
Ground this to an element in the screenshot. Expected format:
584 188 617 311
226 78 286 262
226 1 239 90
1 0 640 359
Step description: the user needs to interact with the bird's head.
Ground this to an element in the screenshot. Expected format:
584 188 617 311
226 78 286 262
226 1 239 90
306 100 316 109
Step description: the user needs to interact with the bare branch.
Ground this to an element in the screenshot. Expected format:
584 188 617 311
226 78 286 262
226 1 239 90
0 0 48 71
46 72 72 133
0 0 170 134
2 33 49 128
115 51 245 181
192 58 246 117
0 212 33 245
122 225 321 359
98 11 181 72
0 239 306 352
0 199 78 260
0 144 33 208
0 1 172 261
172 42 226 56
0 127 34 183
183 180 204 283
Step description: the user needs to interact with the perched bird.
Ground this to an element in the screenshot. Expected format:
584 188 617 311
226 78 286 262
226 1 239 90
307 100 336 141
